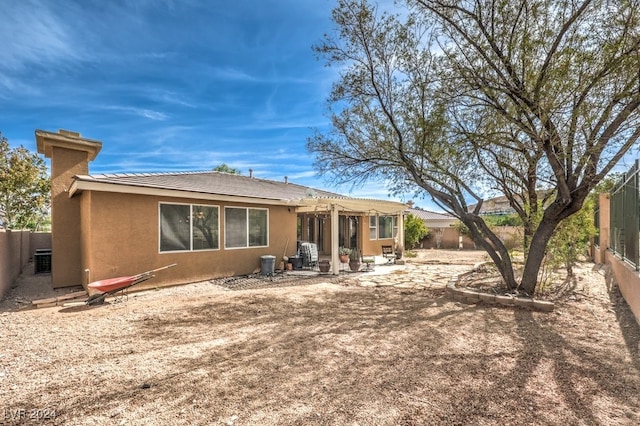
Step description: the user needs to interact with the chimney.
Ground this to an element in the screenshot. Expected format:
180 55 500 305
284 176 288 184
249 168 253 178
36 129 102 288
407 200 414 208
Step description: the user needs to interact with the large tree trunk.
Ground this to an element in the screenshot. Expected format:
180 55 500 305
463 214 519 291
520 218 559 295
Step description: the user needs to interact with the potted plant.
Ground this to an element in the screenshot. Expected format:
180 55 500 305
362 256 375 271
349 248 361 272
395 244 404 260
338 247 351 263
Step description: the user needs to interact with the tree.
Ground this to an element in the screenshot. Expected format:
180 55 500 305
404 213 430 248
213 163 241 174
308 0 640 295
544 197 597 277
0 133 50 230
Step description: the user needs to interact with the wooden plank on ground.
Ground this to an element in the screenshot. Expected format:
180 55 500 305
31 297 57 305
55 291 88 302
32 291 88 307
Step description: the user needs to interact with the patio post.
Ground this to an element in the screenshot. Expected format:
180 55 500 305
397 210 405 250
331 203 340 275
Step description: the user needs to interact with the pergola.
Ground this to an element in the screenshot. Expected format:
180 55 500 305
294 197 407 275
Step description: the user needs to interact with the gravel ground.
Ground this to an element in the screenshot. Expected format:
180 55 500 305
1 249 639 425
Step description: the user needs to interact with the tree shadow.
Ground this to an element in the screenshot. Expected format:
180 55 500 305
602 264 640 369
8 286 640 424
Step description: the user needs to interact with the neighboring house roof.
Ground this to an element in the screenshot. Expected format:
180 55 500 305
407 208 457 228
70 171 406 214
407 208 455 221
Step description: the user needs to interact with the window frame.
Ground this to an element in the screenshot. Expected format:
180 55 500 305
224 206 269 249
159 202 220 253
392 216 399 238
369 214 398 240
369 216 377 240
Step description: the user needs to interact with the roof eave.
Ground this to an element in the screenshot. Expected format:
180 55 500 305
70 178 299 206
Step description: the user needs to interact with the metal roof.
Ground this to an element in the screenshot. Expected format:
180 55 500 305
407 208 455 221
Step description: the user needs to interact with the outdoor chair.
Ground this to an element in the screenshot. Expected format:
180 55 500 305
381 245 395 264
300 242 319 270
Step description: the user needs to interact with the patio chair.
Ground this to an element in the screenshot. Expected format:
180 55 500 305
300 242 319 270
381 245 395 264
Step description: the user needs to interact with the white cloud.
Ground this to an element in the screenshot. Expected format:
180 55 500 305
102 106 169 121
209 66 258 82
0 1 81 72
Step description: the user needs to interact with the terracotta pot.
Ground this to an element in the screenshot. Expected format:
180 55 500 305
339 254 349 263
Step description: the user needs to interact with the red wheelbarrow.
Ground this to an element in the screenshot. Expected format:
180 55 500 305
86 264 177 305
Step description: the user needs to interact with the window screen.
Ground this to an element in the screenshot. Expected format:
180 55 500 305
160 204 190 251
225 207 268 248
160 203 219 252
378 215 393 239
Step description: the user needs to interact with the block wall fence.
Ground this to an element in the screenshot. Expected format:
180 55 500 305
0 231 51 301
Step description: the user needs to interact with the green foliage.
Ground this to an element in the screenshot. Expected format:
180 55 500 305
0 133 50 230
453 221 469 236
544 198 597 276
593 173 622 195
349 247 361 261
339 246 351 255
213 163 241 174
404 214 429 248
482 214 522 227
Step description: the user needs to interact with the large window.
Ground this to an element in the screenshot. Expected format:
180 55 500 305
160 203 219 252
378 215 394 239
370 215 399 240
225 207 268 248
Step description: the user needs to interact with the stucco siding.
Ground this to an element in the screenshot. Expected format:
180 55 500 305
605 251 640 325
50 146 90 288
80 191 297 289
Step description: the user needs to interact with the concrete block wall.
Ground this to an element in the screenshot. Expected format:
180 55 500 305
0 231 52 301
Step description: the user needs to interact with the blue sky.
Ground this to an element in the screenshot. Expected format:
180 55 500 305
1 0 423 205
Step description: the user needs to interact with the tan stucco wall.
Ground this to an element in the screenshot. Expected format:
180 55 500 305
361 229 395 257
417 226 521 250
605 250 640 325
50 146 91 288
0 230 50 301
79 191 298 289
30 232 52 253
0 230 29 300
593 193 610 264
592 193 640 325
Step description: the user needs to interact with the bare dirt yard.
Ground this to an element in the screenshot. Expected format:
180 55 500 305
1 249 639 425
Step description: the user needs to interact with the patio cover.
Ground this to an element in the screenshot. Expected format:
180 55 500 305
294 197 407 275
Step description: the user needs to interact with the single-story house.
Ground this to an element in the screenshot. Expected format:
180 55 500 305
406 208 460 249
407 208 457 229
36 129 406 290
